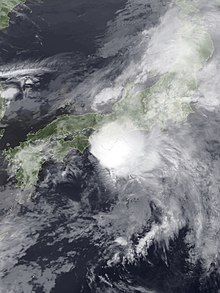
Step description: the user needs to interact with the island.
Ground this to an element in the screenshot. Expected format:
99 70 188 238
4 0 214 190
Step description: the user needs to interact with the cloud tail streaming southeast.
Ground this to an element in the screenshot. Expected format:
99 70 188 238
1 0 220 291
90 0 220 272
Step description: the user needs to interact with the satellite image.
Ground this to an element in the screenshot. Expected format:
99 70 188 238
0 0 220 292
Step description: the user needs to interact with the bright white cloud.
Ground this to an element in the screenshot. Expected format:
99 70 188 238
89 120 161 177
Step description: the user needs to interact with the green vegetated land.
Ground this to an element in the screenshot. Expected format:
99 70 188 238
0 0 26 30
6 114 103 189
0 0 27 122
5 0 214 190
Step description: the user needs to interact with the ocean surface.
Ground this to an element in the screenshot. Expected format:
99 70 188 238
0 1 220 292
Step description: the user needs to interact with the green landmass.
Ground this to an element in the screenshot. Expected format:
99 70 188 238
6 114 103 189
0 0 26 30
0 0 27 122
5 0 214 190
175 0 199 14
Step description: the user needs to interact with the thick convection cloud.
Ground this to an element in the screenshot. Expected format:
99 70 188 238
1 0 220 292
89 0 220 274
90 120 161 176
